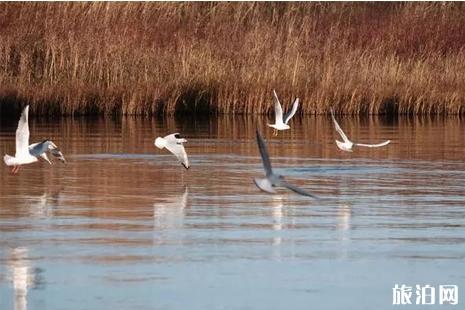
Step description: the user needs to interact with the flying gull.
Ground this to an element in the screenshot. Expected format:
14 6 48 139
154 133 189 169
267 89 299 136
3 106 38 174
330 108 390 152
253 130 317 198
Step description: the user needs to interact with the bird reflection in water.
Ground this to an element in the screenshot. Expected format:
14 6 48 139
153 187 189 244
271 195 284 261
7 247 43 310
336 204 352 259
28 189 62 218
337 204 352 239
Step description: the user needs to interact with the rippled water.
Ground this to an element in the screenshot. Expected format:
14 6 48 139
0 115 464 310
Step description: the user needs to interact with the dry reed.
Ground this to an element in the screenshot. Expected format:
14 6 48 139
0 2 464 116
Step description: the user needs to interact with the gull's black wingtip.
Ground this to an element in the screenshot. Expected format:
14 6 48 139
182 163 189 170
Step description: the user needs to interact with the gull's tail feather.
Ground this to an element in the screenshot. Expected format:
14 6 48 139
3 154 17 166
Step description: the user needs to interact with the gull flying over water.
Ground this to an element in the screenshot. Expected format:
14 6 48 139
3 106 65 174
330 108 390 152
3 106 39 174
154 133 189 169
267 90 299 136
29 140 66 164
253 130 317 198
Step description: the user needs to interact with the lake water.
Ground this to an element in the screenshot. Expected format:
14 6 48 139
0 115 464 310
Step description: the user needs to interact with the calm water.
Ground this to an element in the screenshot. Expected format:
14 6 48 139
0 115 464 310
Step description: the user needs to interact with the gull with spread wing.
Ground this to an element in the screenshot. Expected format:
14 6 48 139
330 108 390 152
154 133 189 169
3 106 38 174
253 130 317 198
267 90 299 136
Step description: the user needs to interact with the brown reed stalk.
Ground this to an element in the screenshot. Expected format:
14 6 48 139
0 2 464 116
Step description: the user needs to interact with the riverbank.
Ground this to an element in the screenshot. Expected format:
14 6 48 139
0 2 464 115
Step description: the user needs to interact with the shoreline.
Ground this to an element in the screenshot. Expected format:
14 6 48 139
1 105 464 119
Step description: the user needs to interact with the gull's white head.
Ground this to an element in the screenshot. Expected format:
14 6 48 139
154 137 166 149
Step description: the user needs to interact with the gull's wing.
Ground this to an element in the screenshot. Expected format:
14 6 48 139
29 142 47 157
330 108 350 143
256 130 273 177
354 140 391 148
29 141 66 163
164 140 189 169
283 98 299 124
272 89 284 124
15 105 31 158
280 180 318 199
29 142 52 164
28 142 41 156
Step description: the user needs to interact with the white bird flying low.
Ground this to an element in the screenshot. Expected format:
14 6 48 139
29 140 66 165
330 108 390 152
3 106 39 174
267 89 299 136
154 133 189 169
253 130 317 198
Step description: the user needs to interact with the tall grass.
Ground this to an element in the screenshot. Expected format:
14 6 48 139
0 2 464 115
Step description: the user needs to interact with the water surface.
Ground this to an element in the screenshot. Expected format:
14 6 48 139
0 115 464 310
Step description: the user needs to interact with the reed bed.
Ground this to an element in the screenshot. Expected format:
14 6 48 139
0 2 464 115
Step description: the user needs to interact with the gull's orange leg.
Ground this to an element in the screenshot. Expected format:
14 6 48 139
12 165 21 174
